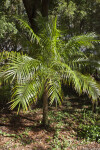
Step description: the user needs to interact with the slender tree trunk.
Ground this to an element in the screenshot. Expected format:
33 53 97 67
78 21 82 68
42 89 48 126
22 0 49 126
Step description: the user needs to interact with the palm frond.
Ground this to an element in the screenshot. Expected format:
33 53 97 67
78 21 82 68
46 76 63 106
39 17 61 61
10 78 43 112
52 61 100 101
15 17 40 44
0 51 41 84
66 33 98 51
64 33 99 61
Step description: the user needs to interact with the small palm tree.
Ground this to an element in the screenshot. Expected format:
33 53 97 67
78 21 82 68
0 17 100 126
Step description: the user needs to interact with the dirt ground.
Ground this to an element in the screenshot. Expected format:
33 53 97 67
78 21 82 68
0 97 100 150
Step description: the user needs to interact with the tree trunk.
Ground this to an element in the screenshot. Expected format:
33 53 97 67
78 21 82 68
22 0 49 32
42 0 49 17
42 89 48 126
22 0 41 32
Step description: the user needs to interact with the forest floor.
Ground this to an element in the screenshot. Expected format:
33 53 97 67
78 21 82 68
0 96 100 150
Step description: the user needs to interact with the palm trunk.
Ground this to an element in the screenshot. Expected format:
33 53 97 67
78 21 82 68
42 89 48 126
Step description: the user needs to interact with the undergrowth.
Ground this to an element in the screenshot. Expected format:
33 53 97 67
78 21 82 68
48 104 100 149
0 99 100 149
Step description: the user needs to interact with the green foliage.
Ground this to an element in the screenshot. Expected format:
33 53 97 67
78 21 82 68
0 14 17 39
54 0 100 37
0 130 19 138
79 124 100 143
57 0 77 19
77 109 100 143
0 129 34 145
48 104 100 146
50 133 70 150
0 17 100 112
0 0 25 51
48 111 71 150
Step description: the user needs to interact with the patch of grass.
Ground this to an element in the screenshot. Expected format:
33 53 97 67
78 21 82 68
77 109 100 143
78 124 100 143
0 130 19 138
0 129 34 146
50 130 72 150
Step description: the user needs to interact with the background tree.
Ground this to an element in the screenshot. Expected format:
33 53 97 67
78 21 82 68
0 0 25 51
22 0 49 32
